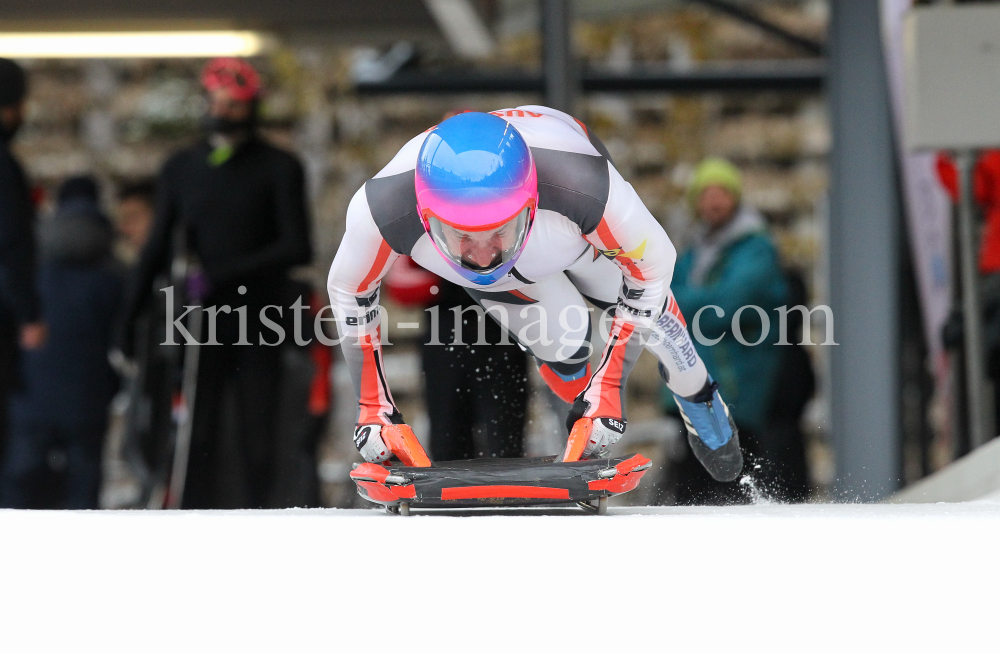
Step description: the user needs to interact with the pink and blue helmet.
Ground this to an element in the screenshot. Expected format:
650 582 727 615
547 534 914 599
415 112 537 285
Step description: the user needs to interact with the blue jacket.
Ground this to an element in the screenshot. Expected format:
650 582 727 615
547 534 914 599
665 209 787 431
11 200 124 425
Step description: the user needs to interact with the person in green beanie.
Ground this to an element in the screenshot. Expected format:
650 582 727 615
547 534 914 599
664 157 790 504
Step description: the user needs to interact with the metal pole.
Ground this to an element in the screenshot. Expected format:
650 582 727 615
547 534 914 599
828 0 901 499
955 149 990 449
166 305 203 510
541 0 575 114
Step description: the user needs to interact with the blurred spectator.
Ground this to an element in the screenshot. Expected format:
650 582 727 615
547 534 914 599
0 176 123 508
108 177 172 507
119 58 312 509
762 270 814 502
938 151 1000 437
115 179 156 264
0 58 45 481
664 157 787 504
384 257 529 460
425 281 529 459
936 151 1000 275
267 282 328 508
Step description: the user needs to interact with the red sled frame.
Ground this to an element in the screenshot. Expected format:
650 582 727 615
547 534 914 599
350 453 653 516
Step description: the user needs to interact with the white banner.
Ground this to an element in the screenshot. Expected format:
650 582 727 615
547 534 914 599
881 0 953 363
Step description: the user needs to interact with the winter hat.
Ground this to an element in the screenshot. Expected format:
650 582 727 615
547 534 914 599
687 157 742 208
43 176 113 264
0 58 27 107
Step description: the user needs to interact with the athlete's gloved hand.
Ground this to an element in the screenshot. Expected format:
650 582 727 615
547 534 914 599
353 422 433 467
563 417 627 461
354 424 392 463
562 396 626 462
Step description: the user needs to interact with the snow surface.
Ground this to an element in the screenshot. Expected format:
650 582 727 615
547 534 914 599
2 501 999 653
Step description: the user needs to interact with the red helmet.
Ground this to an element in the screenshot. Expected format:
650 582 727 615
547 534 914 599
201 58 260 102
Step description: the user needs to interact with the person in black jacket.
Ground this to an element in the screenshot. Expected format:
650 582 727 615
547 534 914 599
0 58 46 477
760 270 815 502
421 280 529 460
0 176 122 508
119 58 312 508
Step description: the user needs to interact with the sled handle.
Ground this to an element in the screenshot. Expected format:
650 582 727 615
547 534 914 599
383 424 432 467
561 418 593 463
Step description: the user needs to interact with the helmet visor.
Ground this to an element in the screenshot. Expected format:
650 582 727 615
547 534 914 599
426 205 531 275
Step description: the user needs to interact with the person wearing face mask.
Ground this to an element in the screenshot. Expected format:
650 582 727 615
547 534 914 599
118 58 312 508
0 58 46 479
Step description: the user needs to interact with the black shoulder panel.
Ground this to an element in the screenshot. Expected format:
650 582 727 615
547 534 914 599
585 126 614 166
365 170 425 255
531 147 609 235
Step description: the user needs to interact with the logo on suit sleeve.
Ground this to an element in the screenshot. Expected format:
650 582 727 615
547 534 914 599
593 239 647 262
621 282 644 301
354 425 372 449
355 288 380 308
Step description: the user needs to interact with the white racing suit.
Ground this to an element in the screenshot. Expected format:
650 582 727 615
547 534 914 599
328 105 710 459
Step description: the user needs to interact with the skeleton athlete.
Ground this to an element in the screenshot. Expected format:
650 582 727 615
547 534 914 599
328 106 743 480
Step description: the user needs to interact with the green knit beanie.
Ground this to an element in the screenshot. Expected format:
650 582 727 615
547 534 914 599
688 157 742 208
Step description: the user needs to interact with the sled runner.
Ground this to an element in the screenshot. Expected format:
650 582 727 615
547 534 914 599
351 452 652 516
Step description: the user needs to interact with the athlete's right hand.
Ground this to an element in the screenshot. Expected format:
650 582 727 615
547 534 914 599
354 422 433 466
354 424 392 463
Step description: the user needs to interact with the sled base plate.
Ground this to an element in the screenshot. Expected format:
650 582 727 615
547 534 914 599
350 454 651 512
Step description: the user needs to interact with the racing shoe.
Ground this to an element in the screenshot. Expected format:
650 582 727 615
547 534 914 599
673 380 743 482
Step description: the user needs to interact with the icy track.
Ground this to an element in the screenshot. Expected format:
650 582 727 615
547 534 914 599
2 501 999 653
